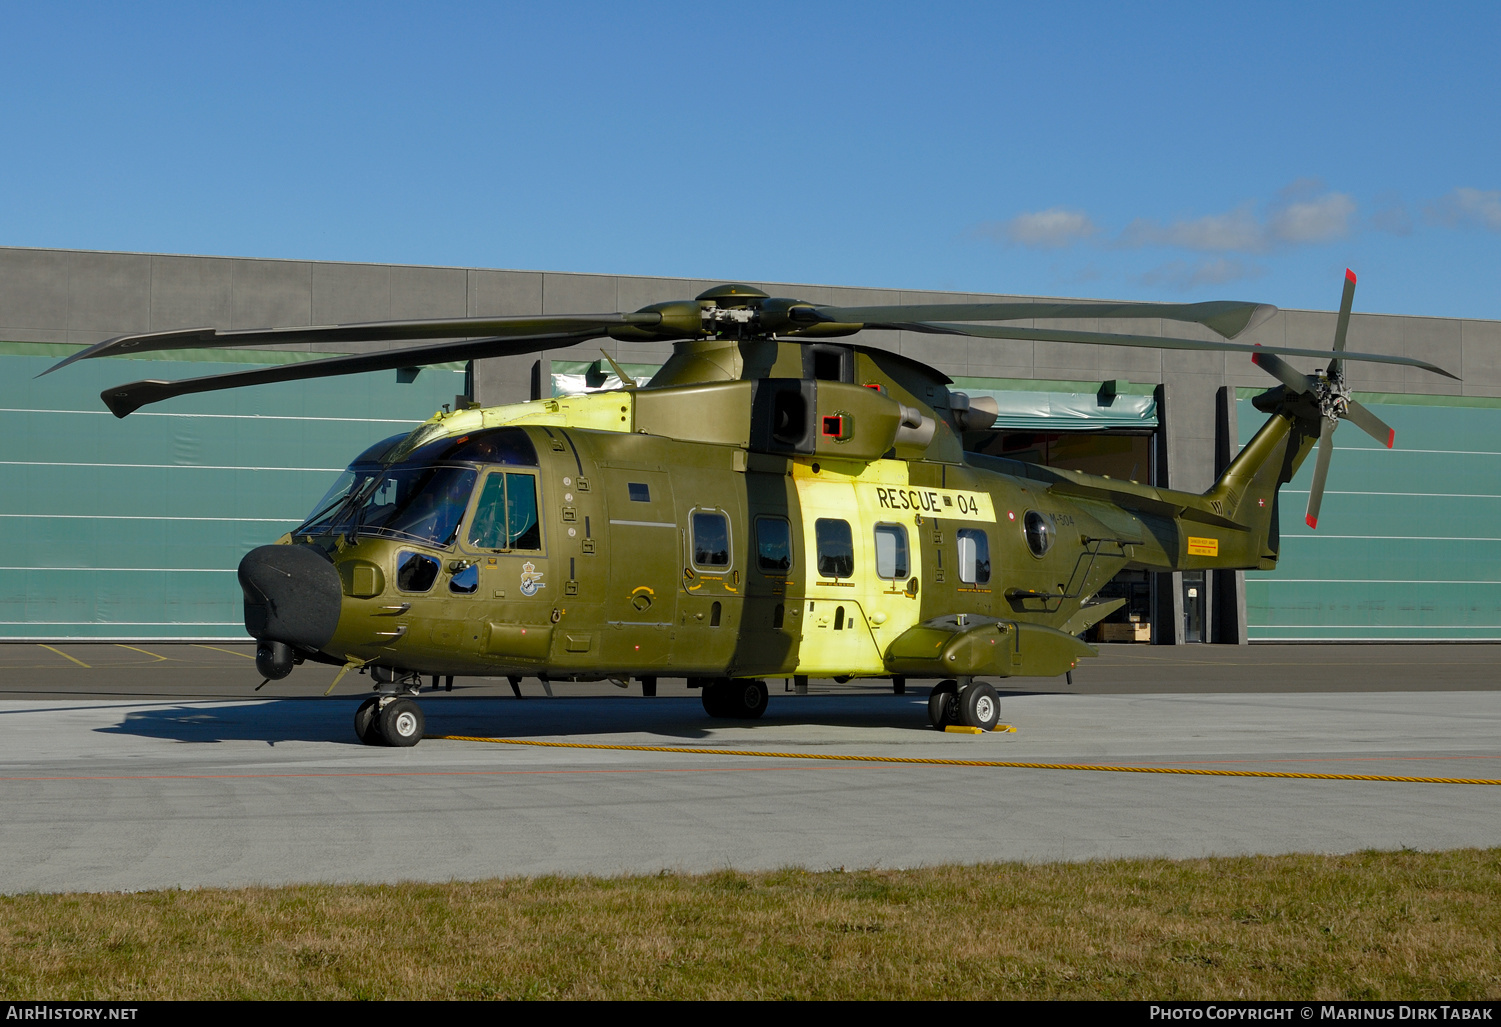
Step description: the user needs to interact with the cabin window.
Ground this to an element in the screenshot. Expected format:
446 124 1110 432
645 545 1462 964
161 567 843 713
628 482 651 502
957 528 991 585
874 523 910 579
692 511 731 569
815 518 854 579
468 472 541 550
448 563 479 595
1024 511 1054 557
756 516 792 573
396 551 440 593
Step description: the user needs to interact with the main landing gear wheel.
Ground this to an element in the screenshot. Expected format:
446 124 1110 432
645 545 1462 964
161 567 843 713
958 681 1000 731
378 698 425 747
927 680 959 729
702 679 768 719
354 696 383 745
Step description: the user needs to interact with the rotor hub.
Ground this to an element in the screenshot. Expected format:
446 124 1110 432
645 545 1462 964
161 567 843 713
1314 369 1350 423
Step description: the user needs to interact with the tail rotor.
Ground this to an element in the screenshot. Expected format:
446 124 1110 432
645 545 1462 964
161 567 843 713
1250 269 1396 529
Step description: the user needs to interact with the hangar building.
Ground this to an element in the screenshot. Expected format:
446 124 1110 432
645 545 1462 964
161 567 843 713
4 245 1499 645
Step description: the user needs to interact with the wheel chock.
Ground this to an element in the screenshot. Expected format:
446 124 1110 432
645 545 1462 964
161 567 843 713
943 724 1017 735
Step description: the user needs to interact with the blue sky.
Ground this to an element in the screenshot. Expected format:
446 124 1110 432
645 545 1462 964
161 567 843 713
2 1 1498 319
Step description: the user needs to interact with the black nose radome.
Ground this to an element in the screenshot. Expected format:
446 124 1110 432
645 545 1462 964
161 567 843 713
238 544 341 650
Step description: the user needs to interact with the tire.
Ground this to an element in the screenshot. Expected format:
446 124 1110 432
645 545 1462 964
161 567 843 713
354 696 383 745
701 681 729 718
379 698 425 747
958 681 1000 731
731 680 768 720
927 680 959 729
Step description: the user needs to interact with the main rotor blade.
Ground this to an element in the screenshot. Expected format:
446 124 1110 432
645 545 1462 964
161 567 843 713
890 321 1460 380
1305 417 1338 529
42 312 660 376
97 330 604 418
1344 398 1396 449
1250 349 1316 395
806 299 1277 340
1329 268 1357 379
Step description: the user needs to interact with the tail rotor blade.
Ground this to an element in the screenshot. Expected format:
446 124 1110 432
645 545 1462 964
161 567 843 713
1305 417 1338 529
1252 347 1315 394
1345 399 1395 449
1329 268 1357 378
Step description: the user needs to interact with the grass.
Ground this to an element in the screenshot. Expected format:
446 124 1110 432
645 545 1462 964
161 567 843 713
2 850 1498 1000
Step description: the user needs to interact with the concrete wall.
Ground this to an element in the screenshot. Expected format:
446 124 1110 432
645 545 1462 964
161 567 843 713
6 246 1497 498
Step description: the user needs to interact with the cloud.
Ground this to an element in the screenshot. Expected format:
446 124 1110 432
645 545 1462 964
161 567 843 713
1267 192 1356 244
1135 258 1265 291
1425 187 1501 231
1115 188 1356 253
980 207 1098 249
1117 204 1265 253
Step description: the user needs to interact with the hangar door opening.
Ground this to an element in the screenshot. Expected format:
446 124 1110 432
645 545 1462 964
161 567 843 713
956 377 1159 644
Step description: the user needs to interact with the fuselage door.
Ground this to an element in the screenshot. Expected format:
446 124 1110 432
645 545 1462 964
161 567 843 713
601 466 678 668
792 468 885 677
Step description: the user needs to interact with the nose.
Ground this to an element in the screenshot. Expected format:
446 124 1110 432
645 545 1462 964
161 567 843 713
238 544 342 650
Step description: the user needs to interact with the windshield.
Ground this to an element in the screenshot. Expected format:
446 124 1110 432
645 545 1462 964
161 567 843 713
296 433 410 538
293 427 537 546
353 466 477 547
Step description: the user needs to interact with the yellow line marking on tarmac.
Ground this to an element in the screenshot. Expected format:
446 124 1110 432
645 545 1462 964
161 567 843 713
114 644 171 661
37 644 90 668
190 644 255 659
433 736 1501 786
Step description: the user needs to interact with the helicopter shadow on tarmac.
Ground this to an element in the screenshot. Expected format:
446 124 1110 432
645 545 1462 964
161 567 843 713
96 699 360 746
92 691 1043 747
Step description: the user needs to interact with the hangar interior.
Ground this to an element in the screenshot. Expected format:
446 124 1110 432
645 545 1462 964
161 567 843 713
4 245 1500 644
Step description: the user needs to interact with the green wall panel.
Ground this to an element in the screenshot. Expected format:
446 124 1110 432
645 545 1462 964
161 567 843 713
1 345 466 639
1239 395 1501 640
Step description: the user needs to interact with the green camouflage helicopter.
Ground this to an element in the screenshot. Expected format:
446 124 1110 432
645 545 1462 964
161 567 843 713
45 271 1454 746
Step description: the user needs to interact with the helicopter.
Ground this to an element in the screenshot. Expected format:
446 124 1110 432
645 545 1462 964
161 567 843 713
44 270 1455 746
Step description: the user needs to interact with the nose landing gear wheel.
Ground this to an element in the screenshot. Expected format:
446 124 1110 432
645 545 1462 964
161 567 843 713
958 681 1000 731
927 679 959 729
354 696 383 745
378 698 425 747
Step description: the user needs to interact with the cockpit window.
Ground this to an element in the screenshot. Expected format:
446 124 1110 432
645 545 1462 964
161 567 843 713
297 432 409 534
469 472 541 550
295 428 537 541
404 427 539 468
355 466 477 547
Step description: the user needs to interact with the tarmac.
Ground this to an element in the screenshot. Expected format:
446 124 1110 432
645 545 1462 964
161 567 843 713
1 641 1498 894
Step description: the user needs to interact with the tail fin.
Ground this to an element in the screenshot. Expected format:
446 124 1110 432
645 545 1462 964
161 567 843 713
1203 402 1321 569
